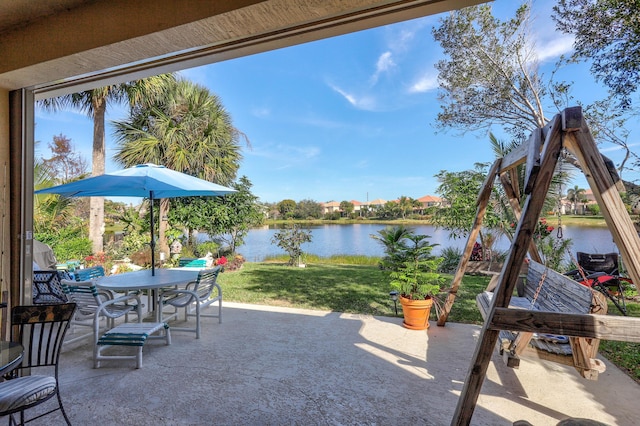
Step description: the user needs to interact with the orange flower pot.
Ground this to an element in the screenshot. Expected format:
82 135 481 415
399 296 433 330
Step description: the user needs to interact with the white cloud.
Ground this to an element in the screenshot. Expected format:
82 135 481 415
534 35 574 63
327 83 377 111
370 51 395 84
409 72 438 93
385 17 432 52
600 143 640 153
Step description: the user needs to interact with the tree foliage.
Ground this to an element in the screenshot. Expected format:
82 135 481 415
339 200 354 217
41 134 88 182
293 199 323 219
432 163 502 240
372 226 445 300
553 0 640 107
271 224 313 266
113 77 244 253
432 3 548 138
170 176 263 254
582 96 640 179
40 73 176 254
201 176 264 254
566 185 586 214
277 199 296 218
397 196 421 219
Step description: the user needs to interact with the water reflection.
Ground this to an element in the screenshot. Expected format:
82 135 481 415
205 223 618 262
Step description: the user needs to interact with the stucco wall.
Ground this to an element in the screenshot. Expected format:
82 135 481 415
0 89 9 337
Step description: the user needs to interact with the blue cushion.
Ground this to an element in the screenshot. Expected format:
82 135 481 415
0 375 57 412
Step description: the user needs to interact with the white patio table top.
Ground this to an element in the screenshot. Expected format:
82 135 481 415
96 268 200 321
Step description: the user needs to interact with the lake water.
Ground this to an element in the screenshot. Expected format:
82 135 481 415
206 223 618 262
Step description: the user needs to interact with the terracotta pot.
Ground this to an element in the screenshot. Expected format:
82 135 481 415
399 295 433 330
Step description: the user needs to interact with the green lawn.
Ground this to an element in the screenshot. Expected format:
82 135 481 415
217 260 639 383
217 261 487 322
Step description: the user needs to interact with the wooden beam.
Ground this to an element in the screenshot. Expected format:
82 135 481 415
489 308 640 343
523 128 542 194
499 172 541 263
437 159 501 326
499 135 528 173
452 114 564 426
499 119 554 174
563 108 640 292
562 105 583 131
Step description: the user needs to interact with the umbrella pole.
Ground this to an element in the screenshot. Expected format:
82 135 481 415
150 191 156 276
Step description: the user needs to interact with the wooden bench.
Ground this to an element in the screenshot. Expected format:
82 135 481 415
94 322 171 369
476 260 608 380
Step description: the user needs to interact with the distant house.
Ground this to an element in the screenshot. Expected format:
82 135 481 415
365 198 387 208
561 188 598 215
350 200 363 212
320 201 341 215
417 195 443 208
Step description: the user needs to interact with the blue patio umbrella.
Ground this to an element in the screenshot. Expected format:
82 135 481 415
35 163 236 274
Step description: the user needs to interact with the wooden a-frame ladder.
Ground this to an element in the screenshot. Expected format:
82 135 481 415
447 107 640 425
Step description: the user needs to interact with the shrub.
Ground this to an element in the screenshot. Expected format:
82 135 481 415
372 226 446 300
197 241 221 257
271 224 313 266
53 237 92 263
130 248 152 267
439 246 462 273
587 204 600 215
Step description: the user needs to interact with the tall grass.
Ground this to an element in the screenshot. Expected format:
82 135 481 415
263 253 381 266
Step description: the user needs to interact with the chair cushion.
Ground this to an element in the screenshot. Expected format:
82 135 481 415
0 375 57 412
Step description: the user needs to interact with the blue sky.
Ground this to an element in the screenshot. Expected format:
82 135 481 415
34 0 638 204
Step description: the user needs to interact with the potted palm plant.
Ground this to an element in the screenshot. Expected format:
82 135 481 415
373 226 446 330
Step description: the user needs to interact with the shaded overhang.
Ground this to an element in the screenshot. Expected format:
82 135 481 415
0 0 486 98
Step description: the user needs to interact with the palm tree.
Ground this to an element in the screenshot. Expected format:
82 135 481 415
39 74 175 254
112 78 244 255
397 196 421 219
371 225 412 271
567 185 586 214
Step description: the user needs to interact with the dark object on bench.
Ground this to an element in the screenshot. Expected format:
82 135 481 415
476 260 608 380
565 252 631 315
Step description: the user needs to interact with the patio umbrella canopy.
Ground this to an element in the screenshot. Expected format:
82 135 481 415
35 163 236 274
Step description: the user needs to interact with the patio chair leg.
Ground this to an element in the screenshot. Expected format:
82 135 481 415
195 304 200 339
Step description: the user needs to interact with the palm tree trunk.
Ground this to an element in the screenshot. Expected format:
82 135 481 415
159 198 170 257
90 98 106 254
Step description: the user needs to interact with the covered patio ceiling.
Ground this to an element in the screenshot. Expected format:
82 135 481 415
0 0 485 97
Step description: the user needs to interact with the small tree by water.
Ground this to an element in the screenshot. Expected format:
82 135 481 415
271 224 312 266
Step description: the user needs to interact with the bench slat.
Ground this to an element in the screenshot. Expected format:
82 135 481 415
95 322 171 368
475 260 605 379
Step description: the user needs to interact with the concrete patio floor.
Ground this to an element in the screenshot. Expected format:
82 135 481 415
21 302 640 425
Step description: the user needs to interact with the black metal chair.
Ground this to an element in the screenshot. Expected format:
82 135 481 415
32 270 70 304
0 303 76 425
566 252 631 315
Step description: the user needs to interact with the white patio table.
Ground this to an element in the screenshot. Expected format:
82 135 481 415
96 269 200 322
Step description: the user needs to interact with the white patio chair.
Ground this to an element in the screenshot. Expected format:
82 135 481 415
158 266 222 338
61 279 142 344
